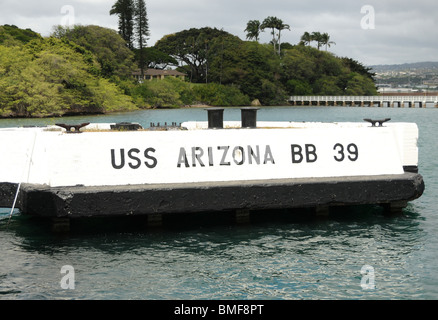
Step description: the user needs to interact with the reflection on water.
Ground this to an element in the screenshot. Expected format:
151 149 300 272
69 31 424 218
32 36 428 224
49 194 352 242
0 204 428 300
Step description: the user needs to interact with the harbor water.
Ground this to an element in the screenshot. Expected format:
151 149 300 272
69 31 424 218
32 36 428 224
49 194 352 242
0 106 437 300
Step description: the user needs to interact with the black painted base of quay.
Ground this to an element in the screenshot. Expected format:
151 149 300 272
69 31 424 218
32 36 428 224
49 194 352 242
2 173 424 224
0 182 19 208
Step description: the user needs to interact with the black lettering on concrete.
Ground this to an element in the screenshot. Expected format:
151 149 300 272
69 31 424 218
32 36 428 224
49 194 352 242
208 147 214 167
291 144 303 164
111 149 125 169
333 143 345 162
291 144 317 164
128 148 141 169
112 148 157 170
305 144 318 163
218 146 231 166
192 147 205 167
264 145 275 164
177 148 189 168
347 144 359 161
233 146 245 165
144 148 158 168
248 146 260 165
177 145 275 168
333 143 359 162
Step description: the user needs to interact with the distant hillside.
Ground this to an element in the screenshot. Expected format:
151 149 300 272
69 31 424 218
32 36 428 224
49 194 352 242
0 24 42 44
370 61 438 73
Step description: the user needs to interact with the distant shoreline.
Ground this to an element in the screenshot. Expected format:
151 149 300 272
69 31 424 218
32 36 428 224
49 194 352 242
3 95 438 120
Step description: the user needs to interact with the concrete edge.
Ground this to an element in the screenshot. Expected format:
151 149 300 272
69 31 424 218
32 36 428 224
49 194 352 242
11 173 424 218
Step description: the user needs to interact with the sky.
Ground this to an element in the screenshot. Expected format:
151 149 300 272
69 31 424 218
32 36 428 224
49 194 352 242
0 0 437 66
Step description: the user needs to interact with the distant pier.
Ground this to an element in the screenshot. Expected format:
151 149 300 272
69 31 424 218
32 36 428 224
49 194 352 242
289 96 438 108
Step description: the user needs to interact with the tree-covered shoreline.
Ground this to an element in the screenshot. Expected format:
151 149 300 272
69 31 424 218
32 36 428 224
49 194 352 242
0 14 377 118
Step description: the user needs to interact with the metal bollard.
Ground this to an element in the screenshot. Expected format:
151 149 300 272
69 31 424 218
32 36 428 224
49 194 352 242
110 122 143 131
206 108 224 129
241 107 259 128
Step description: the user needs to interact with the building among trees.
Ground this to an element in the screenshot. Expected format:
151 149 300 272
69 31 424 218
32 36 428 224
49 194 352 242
133 69 187 82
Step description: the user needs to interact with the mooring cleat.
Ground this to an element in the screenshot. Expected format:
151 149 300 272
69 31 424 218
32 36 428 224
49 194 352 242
55 123 90 133
364 118 391 127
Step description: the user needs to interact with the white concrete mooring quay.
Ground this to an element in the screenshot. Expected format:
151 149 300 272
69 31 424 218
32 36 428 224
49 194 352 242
0 108 425 232
289 96 438 108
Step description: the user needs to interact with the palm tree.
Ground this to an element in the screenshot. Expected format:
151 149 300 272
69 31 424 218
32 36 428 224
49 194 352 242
311 32 323 50
261 16 291 55
261 16 280 53
321 33 336 51
274 20 291 55
300 32 312 46
245 20 262 42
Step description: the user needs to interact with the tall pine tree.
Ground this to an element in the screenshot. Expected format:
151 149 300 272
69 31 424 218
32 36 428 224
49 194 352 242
134 0 150 76
110 0 135 49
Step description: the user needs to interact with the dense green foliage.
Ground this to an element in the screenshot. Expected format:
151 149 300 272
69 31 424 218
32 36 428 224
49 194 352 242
0 23 378 118
281 45 377 96
0 25 42 45
52 25 136 79
0 35 136 117
135 47 178 69
155 28 286 104
208 40 286 105
155 27 234 83
126 77 250 108
156 27 377 104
